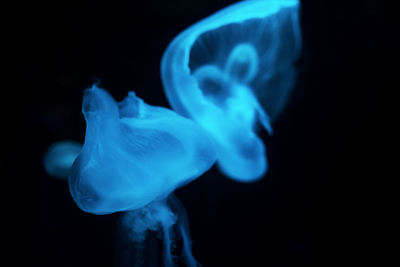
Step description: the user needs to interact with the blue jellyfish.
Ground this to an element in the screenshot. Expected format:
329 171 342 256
43 140 82 179
161 0 302 182
69 85 216 266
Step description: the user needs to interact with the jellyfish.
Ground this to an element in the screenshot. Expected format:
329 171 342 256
69 85 216 266
161 0 302 182
43 140 82 179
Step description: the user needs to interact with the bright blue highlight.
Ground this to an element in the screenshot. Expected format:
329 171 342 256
43 140 82 179
69 85 216 215
161 0 302 182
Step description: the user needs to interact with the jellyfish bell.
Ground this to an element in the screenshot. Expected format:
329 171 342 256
161 0 302 182
68 85 213 266
43 140 82 179
69 85 216 215
161 0 302 120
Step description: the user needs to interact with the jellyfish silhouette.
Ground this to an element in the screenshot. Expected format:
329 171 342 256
43 140 82 179
161 0 302 182
69 85 216 266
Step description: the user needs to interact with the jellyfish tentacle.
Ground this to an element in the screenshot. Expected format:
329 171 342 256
120 196 199 267
168 195 198 267
178 222 198 267
120 200 177 267
162 224 174 267
155 201 177 267
256 103 274 135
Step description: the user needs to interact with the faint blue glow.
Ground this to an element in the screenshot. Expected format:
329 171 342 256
43 140 82 179
161 0 302 182
121 196 198 267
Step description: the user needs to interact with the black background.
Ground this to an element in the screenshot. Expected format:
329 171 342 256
4 0 386 266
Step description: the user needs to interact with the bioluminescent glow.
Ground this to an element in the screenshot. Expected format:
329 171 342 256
69 85 215 266
69 85 215 215
44 1 303 266
161 0 302 182
43 140 82 179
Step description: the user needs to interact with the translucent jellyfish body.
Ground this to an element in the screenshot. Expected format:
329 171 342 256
69 85 216 215
43 140 82 179
161 0 302 182
67 85 214 266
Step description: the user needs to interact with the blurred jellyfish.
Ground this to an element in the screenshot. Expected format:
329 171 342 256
161 0 302 182
69 85 216 266
43 140 82 179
